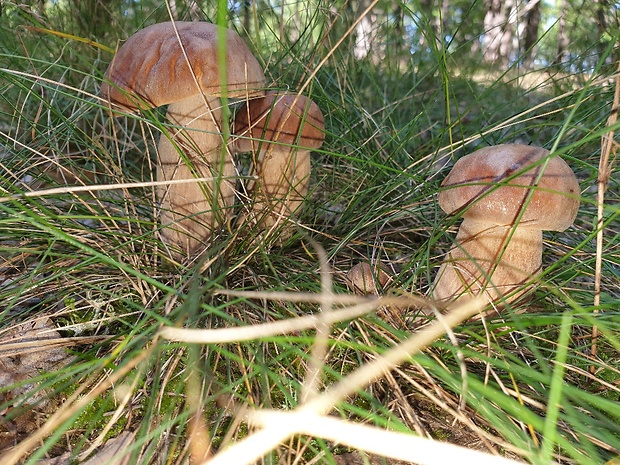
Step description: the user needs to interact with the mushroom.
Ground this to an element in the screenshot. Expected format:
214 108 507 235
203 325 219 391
346 262 392 295
101 21 266 259
432 144 580 306
233 91 325 241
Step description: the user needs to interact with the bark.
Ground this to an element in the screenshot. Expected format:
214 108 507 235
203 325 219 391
553 0 568 66
241 0 252 34
522 0 542 68
595 0 611 61
393 4 404 40
596 0 608 42
353 0 376 60
391 4 411 58
482 0 520 66
498 0 516 63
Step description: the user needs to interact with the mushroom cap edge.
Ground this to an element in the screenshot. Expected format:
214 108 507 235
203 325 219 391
438 144 580 231
101 21 266 111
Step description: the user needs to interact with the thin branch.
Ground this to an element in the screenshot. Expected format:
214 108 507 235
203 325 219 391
204 298 485 465
159 295 423 344
249 410 528 465
591 63 620 372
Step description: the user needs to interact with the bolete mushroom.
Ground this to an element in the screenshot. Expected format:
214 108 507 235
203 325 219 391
233 91 325 241
432 144 580 306
101 21 266 259
346 262 392 295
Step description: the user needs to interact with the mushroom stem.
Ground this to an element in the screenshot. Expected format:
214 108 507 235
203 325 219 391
157 95 235 257
233 92 325 242
247 145 311 234
433 220 542 303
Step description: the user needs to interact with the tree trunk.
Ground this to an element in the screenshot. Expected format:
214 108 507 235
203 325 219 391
522 0 541 68
498 0 515 64
595 0 610 61
482 0 514 64
353 0 376 60
553 0 568 66
241 0 252 34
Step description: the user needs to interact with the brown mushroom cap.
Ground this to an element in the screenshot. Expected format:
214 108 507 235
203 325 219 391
346 262 391 295
234 91 325 152
101 21 266 110
438 144 580 231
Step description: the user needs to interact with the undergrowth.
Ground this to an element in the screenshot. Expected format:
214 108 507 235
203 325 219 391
0 1 619 464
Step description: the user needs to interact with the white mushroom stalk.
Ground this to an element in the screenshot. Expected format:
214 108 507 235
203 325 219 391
101 21 266 260
432 144 580 306
233 91 325 242
156 95 228 254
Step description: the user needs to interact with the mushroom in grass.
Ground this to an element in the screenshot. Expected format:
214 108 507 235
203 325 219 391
346 262 392 295
233 91 325 241
432 144 580 306
101 21 265 259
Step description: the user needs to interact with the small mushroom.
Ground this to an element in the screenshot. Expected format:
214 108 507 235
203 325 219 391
432 144 580 305
346 262 391 295
233 91 325 240
101 21 266 259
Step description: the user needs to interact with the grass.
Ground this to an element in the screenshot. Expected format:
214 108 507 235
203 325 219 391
1 1 619 464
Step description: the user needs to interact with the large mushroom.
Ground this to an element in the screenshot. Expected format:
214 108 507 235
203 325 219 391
101 21 265 259
432 144 580 306
233 91 325 241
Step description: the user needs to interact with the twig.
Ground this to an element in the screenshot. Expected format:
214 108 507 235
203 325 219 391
203 297 485 465
301 240 335 402
591 62 620 374
249 410 527 465
159 294 421 344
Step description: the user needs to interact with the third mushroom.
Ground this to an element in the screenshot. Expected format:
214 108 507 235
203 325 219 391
432 144 580 306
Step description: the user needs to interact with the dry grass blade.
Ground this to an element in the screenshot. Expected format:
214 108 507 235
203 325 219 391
301 241 335 402
249 410 527 465
591 62 619 371
0 345 153 465
0 176 227 203
204 298 485 465
160 295 427 343
159 301 377 343
0 336 108 356
214 288 415 304
304 298 484 416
